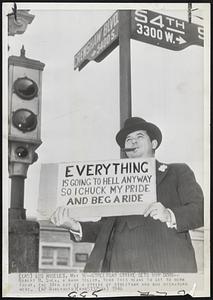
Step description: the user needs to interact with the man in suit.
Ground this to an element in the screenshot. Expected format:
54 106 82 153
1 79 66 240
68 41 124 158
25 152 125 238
51 117 204 272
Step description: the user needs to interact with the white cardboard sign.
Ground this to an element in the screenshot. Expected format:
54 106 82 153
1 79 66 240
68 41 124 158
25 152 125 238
57 158 157 218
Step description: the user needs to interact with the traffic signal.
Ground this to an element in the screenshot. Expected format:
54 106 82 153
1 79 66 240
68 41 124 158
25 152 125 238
8 46 45 175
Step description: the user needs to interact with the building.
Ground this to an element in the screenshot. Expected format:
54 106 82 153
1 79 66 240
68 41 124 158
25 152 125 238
39 220 93 272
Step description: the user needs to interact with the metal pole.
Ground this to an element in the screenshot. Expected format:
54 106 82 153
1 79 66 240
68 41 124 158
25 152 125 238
118 10 132 158
11 177 25 208
188 3 192 23
10 176 26 219
9 163 40 273
9 218 40 273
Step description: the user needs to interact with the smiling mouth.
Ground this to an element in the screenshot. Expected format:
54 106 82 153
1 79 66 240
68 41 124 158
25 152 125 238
123 147 137 152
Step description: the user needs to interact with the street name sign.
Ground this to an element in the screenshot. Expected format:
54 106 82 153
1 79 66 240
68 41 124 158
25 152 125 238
74 11 119 70
131 10 204 51
74 9 204 70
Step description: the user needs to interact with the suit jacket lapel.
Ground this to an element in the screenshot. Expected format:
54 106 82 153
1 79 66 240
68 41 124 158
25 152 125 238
156 160 168 185
84 217 116 272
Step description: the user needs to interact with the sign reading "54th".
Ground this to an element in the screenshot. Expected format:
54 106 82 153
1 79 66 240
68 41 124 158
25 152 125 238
131 10 204 51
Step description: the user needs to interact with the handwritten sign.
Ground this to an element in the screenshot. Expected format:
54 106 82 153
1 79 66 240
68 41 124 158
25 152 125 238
57 158 157 218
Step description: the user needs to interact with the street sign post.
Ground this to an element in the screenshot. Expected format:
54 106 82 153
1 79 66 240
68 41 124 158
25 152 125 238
74 9 204 158
118 10 132 158
131 10 204 51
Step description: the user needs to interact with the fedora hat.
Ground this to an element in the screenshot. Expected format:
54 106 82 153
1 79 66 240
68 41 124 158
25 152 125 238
116 117 162 149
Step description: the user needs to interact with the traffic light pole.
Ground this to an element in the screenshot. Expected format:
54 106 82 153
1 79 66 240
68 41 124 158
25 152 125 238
8 159 29 219
8 47 44 273
9 164 40 273
10 176 26 219
118 10 132 158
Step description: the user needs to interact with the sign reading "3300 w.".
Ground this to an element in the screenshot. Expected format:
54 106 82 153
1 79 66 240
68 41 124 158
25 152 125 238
131 10 204 51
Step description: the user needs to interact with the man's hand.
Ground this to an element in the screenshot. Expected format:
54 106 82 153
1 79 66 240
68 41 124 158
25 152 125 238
144 202 171 223
50 206 81 232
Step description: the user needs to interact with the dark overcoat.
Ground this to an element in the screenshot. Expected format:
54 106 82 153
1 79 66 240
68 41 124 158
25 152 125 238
72 161 204 272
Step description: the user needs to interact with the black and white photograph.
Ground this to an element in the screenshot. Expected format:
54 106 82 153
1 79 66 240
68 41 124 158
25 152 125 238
3 2 210 298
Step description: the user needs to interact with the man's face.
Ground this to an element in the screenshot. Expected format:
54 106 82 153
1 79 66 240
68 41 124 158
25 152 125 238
124 130 156 158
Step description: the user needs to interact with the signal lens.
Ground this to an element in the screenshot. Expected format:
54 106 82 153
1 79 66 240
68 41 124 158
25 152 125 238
12 109 37 132
14 77 38 100
15 147 29 158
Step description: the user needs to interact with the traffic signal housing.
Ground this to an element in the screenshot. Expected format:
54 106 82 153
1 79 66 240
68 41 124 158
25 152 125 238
8 47 45 177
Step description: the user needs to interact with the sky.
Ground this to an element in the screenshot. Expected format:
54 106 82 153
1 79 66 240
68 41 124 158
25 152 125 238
3 3 209 218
